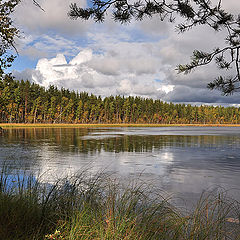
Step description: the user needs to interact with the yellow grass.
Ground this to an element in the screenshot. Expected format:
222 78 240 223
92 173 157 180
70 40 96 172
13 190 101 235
1 123 240 128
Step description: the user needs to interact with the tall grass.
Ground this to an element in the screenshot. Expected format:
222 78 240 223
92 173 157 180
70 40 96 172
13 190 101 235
0 168 239 240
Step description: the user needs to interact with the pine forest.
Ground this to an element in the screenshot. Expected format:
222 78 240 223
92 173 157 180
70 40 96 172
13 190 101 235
1 76 240 124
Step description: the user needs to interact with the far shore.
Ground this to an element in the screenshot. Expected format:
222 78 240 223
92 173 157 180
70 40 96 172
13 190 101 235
1 123 240 128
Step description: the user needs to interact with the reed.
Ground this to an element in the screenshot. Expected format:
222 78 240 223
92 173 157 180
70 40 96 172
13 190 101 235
0 168 239 240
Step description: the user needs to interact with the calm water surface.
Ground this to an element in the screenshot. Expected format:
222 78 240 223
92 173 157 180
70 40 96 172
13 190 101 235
0 127 240 203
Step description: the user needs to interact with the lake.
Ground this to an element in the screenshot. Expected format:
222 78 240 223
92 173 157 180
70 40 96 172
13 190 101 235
0 126 240 205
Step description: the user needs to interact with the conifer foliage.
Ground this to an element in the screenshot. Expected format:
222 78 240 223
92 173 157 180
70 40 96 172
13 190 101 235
69 0 240 95
1 77 240 124
0 0 19 78
0 0 42 79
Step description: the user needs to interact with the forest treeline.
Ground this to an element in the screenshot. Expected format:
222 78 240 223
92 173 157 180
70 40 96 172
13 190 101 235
1 77 240 124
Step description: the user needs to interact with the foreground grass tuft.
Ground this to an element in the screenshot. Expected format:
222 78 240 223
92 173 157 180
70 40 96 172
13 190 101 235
0 169 239 240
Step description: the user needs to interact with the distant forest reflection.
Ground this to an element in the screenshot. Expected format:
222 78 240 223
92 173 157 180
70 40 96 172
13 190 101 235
2 127 240 154
1 127 240 203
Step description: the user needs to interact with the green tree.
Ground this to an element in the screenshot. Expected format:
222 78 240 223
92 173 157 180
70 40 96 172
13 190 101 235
0 0 42 79
76 100 83 123
0 0 19 79
1 77 240 124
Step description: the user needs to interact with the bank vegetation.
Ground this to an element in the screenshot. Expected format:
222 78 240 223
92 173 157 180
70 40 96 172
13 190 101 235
1 77 240 125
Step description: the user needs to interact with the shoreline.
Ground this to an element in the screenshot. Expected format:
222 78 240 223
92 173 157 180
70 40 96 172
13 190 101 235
1 123 240 128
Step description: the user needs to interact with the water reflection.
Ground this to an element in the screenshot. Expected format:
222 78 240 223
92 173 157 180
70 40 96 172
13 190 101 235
2 127 240 153
0 127 240 202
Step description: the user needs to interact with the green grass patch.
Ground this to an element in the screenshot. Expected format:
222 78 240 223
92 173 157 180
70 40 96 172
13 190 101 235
0 169 239 239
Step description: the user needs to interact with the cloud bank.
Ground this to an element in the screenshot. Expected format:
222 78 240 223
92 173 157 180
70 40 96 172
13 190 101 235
12 0 240 105
14 48 169 98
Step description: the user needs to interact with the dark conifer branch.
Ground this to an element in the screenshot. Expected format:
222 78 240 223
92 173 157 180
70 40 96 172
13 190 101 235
69 0 240 95
0 0 43 80
33 0 44 11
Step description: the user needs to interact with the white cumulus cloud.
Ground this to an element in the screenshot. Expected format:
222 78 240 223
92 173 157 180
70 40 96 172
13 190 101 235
14 47 166 98
11 0 240 105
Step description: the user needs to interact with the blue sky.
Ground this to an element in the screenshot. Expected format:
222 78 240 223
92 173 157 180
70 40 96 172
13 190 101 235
11 55 37 71
11 0 240 105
